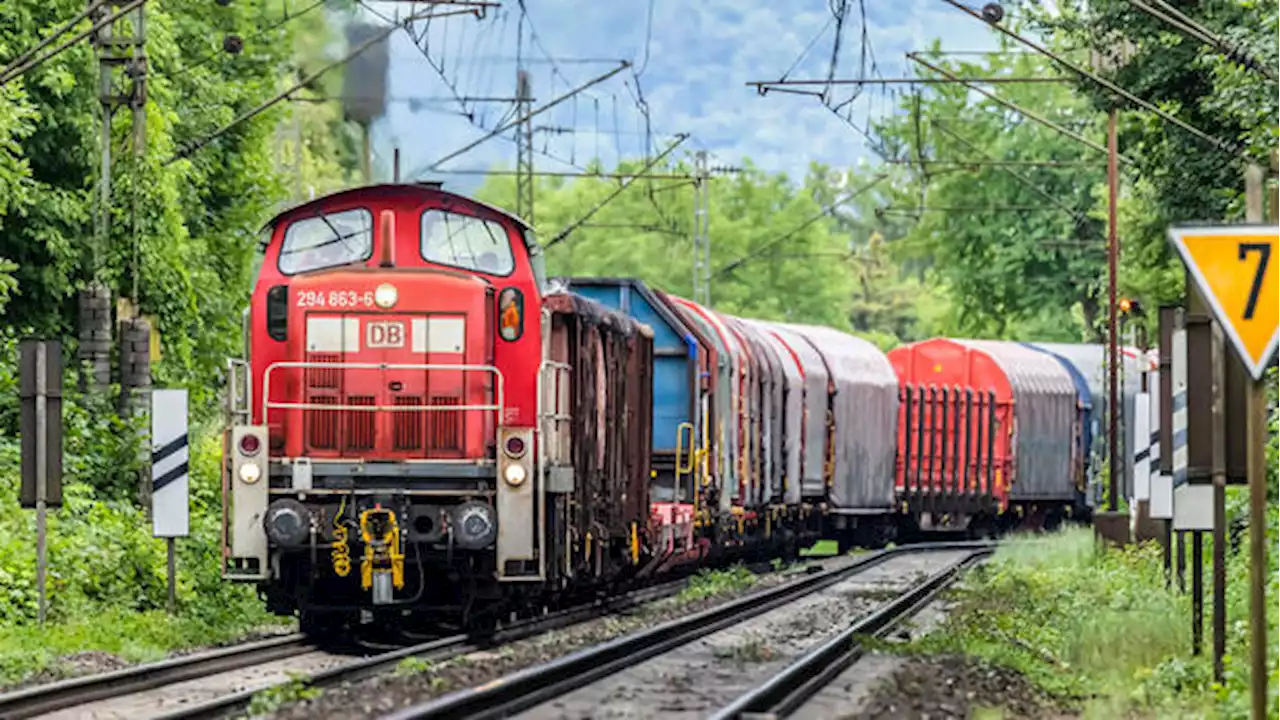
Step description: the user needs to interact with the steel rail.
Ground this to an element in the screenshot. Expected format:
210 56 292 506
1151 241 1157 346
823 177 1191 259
708 548 992 720
381 541 996 720
0 633 310 719
153 576 693 720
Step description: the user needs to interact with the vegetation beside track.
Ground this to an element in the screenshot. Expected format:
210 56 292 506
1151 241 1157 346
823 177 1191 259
905 497 1278 719
0 410 283 686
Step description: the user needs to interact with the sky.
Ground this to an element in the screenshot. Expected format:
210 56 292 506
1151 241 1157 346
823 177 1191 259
352 0 1010 192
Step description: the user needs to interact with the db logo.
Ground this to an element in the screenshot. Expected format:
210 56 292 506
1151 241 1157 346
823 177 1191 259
366 321 405 348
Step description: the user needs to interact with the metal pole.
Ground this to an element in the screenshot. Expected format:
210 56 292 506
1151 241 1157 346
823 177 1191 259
1211 318 1226 683
393 147 401 183
1176 530 1186 592
35 342 47 626
515 69 534 223
1246 369 1267 718
1192 530 1203 654
1107 109 1120 512
692 150 710 306
167 536 176 614
1244 163 1268 718
1228 159 1269 681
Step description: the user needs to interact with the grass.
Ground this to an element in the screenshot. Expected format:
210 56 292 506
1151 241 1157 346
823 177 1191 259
801 539 839 556
905 520 1278 719
678 564 759 602
0 605 288 686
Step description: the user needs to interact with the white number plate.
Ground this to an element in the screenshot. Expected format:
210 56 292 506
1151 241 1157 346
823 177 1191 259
296 289 376 309
366 321 405 349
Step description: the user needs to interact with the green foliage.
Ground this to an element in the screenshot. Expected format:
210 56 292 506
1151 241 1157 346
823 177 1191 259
0 418 279 682
0 1 362 416
914 521 1278 719
678 564 758 603
394 655 433 677
0 342 279 681
800 539 839 557
247 673 319 716
871 43 1109 341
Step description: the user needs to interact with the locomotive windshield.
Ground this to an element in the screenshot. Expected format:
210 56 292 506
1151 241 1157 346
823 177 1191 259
420 209 514 276
278 208 373 275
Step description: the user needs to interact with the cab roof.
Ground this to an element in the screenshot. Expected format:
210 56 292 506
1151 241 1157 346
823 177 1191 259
261 182 532 234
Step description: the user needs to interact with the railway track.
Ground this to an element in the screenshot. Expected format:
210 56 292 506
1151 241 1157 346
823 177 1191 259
0 577 692 720
708 550 990 720
0 633 312 720
380 541 994 720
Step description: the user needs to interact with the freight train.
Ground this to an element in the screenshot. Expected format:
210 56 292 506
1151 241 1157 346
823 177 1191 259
219 182 1156 634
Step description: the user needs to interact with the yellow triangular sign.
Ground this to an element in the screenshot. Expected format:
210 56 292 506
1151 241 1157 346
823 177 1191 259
1168 225 1279 380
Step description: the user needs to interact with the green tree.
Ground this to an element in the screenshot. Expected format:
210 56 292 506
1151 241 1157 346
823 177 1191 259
1036 0 1278 332
871 43 1112 341
475 157 863 331
0 1 362 412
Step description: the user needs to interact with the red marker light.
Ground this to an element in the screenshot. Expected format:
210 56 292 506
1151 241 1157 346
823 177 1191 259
239 434 261 456
505 436 526 458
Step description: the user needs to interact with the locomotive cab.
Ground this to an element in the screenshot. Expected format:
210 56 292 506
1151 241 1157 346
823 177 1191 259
222 184 550 627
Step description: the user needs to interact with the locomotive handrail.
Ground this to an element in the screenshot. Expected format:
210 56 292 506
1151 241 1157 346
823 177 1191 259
261 361 505 423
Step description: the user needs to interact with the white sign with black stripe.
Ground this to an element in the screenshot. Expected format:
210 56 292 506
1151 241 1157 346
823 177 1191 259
1149 380 1173 520
152 389 190 538
1169 329 1212 531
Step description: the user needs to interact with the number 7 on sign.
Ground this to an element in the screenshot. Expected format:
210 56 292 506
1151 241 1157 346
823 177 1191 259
1239 242 1270 320
1168 226 1279 381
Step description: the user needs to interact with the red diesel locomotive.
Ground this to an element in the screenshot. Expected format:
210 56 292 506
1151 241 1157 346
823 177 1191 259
224 183 669 632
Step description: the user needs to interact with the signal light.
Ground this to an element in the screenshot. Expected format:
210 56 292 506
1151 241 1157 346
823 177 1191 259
1119 297 1144 316
239 434 261 456
498 288 524 341
505 436 526 458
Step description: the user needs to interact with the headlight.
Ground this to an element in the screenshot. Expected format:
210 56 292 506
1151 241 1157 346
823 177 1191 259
503 463 527 487
238 462 262 484
374 283 398 309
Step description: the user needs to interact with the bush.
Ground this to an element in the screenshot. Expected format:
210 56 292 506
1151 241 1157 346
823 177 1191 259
913 521 1278 719
0 352 281 682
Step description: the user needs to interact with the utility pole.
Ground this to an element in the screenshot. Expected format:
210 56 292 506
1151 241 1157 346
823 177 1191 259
1106 108 1120 513
692 150 710 305
89 0 151 515
516 69 534 224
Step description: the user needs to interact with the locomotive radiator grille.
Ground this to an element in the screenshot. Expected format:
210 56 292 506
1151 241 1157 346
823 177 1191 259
393 396 423 451
345 395 376 451
427 395 461 453
263 361 503 459
308 396 338 450
306 354 341 389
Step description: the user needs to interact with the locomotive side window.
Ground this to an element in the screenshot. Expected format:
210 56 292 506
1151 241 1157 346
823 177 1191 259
278 208 373 275
420 210 515 276
525 228 548 291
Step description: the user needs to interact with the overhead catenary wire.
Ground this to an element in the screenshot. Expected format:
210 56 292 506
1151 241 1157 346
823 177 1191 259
929 119 1105 241
0 0 146 87
1126 0 1276 81
938 0 1240 156
544 133 689 249
168 9 463 164
361 0 491 126
712 173 889 279
906 53 1132 165
171 0 328 80
0 0 109 80
411 61 632 176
